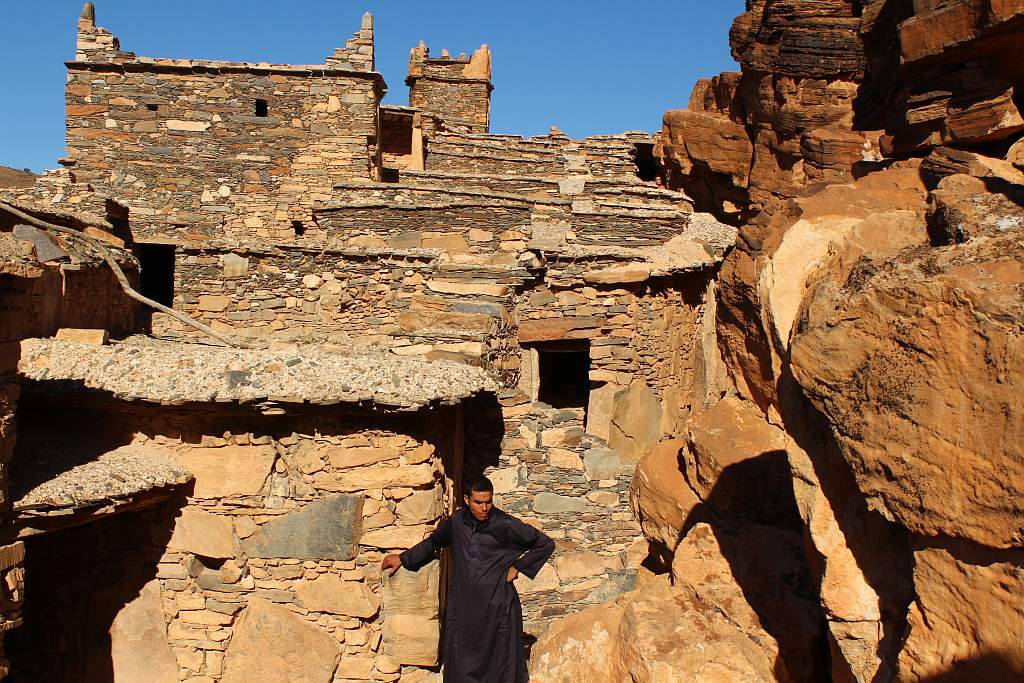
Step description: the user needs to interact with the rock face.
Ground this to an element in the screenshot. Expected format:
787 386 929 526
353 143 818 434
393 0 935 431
530 577 778 683
655 0 872 222
791 196 1024 548
655 0 1024 224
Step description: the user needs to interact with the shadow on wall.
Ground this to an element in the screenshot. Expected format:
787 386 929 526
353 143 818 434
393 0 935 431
678 450 829 683
918 653 1024 682
776 365 915 683
7 492 189 682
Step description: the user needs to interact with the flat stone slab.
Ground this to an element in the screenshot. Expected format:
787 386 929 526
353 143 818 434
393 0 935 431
242 494 363 560
532 492 586 514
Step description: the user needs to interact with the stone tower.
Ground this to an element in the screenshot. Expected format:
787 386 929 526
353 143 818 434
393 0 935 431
406 41 492 133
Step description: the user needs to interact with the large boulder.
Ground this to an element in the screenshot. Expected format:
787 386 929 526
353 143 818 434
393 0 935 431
790 191 1024 548
530 577 776 683
671 523 826 683
628 439 698 551
683 396 793 524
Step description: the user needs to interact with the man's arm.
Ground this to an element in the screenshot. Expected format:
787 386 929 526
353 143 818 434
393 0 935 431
381 516 453 576
507 517 555 580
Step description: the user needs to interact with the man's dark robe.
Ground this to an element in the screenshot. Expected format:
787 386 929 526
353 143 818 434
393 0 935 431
399 506 555 683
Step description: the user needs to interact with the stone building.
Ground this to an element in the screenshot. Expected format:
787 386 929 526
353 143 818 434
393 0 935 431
0 3 735 681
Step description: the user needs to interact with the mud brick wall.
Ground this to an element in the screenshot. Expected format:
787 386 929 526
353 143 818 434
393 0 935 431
12 399 463 682
66 16 384 243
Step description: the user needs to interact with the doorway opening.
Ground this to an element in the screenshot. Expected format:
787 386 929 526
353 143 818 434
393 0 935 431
135 243 175 308
633 142 658 182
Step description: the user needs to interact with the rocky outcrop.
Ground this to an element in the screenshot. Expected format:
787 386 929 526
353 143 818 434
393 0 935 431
656 0 1024 223
655 0 874 223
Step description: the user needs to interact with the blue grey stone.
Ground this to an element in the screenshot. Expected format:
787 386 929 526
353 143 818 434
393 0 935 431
242 494 363 560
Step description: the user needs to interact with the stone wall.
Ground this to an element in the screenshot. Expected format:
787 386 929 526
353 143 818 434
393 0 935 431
407 43 492 133
10 396 463 682
426 131 651 178
66 11 385 243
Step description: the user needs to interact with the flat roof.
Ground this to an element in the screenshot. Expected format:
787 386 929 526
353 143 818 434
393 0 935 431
18 337 495 411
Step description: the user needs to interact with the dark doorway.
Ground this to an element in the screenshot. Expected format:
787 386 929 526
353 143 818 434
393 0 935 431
634 142 658 182
536 343 590 410
135 243 175 308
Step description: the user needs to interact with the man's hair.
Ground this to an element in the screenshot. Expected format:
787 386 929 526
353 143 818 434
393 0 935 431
464 475 494 496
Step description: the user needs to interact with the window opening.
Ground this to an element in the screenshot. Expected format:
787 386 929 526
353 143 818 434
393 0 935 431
145 103 159 112
255 99 268 117
291 220 306 236
136 243 176 307
536 343 590 410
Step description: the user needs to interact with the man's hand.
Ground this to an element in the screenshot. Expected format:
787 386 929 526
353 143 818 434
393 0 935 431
381 554 402 577
506 566 519 583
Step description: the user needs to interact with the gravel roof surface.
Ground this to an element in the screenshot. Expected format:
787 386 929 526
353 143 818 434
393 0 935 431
12 443 191 512
18 337 496 409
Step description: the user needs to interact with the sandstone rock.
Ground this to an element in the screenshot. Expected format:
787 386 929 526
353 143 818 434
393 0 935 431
54 328 108 345
554 549 607 582
383 613 440 668
488 464 525 493
382 561 441 666
582 447 628 481
516 562 560 594
898 543 1024 681
628 439 697 551
395 487 442 525
242 494 362 560
517 316 604 343
790 205 1024 548
167 508 235 558
608 380 662 462
109 579 179 683
221 253 248 278
294 574 379 618
326 445 399 469
530 578 776 682
683 396 793 523
425 280 508 297
1008 135 1024 170
360 524 431 549
197 295 230 312
221 598 340 683
312 463 436 492
585 382 624 441
174 445 275 498
671 523 825 683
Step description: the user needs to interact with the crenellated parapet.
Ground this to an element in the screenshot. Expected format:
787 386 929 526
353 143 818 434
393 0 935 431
406 41 493 133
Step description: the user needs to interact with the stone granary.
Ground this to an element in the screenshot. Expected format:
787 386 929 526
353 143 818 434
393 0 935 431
0 3 735 682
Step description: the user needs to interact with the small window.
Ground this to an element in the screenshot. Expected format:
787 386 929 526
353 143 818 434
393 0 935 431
536 342 590 410
146 103 159 112
255 99 268 117
291 220 305 236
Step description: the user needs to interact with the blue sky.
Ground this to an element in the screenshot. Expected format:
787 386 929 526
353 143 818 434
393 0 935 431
2 1 744 173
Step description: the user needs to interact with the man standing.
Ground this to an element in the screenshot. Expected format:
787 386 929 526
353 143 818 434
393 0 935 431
381 475 555 683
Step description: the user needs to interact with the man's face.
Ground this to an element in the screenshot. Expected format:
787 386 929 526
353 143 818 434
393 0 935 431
464 490 493 522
